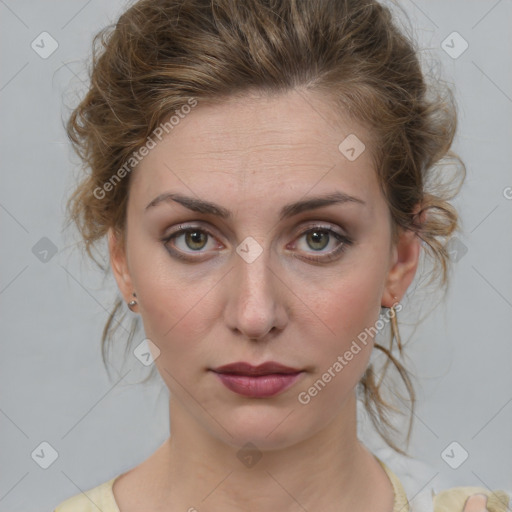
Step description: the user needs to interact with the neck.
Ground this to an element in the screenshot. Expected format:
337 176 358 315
148 392 392 512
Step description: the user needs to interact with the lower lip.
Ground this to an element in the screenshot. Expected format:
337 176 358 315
212 372 303 398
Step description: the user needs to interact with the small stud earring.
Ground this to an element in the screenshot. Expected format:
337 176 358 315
127 292 137 311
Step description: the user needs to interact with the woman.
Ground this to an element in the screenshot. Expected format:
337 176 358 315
54 0 510 510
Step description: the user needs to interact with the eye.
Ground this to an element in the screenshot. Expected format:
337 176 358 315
292 225 353 262
162 223 353 263
162 225 222 260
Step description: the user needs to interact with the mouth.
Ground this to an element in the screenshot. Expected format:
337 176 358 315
210 361 304 398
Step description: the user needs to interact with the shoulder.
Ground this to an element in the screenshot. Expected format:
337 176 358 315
432 487 511 512
371 446 511 512
53 477 120 512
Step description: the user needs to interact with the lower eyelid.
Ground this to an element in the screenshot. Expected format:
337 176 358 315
310 241 348 259
300 236 348 255
163 226 351 259
167 230 218 251
294 228 348 247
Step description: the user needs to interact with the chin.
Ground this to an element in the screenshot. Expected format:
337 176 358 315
211 404 312 452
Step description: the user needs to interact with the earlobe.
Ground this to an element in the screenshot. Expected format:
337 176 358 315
107 227 134 304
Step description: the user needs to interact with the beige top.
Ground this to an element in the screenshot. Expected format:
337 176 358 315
53 458 511 512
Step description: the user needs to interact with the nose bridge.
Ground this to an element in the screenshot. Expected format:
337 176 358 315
238 247 272 302
226 241 286 339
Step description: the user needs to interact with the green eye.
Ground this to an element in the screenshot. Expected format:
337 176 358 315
163 226 218 260
184 230 208 250
163 224 353 264
305 230 330 251
294 226 353 263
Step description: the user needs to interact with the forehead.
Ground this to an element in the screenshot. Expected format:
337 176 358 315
130 90 381 213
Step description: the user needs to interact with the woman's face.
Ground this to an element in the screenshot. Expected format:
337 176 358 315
109 90 419 450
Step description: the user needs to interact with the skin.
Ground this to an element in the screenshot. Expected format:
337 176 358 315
107 90 484 511
463 495 489 512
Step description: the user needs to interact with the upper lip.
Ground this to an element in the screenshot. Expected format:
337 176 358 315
211 362 302 376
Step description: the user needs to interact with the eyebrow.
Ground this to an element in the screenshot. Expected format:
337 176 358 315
145 191 365 221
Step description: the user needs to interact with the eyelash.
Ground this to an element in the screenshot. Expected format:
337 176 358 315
161 223 353 263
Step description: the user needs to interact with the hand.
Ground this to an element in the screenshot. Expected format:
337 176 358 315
463 494 490 512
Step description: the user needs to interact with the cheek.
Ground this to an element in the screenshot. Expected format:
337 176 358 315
135 275 220 388
126 235 220 350
138 276 219 350
303 248 389 393
294 276 384 412
318 264 386 343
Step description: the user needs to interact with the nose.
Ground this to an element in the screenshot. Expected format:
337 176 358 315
223 244 288 341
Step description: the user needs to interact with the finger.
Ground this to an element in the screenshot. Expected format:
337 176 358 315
463 493 489 512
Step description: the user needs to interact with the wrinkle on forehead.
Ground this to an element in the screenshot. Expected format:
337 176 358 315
131 89 379 216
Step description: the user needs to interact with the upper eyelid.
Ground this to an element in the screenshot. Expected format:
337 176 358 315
163 223 218 239
163 222 344 240
163 223 348 253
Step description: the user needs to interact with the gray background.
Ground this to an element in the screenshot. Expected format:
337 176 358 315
1 0 511 510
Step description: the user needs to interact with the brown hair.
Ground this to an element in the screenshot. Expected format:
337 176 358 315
65 0 465 455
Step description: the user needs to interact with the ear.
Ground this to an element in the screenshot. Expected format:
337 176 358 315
381 224 421 308
108 227 135 305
